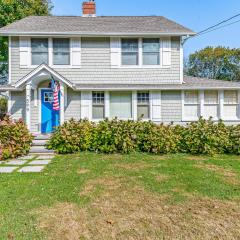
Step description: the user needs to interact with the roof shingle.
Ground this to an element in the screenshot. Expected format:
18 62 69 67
0 16 195 36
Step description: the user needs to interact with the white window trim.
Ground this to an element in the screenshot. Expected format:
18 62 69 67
119 37 170 69
92 91 105 121
182 90 200 121
182 90 240 122
24 37 78 69
222 90 240 121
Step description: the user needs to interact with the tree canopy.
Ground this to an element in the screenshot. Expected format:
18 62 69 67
0 0 53 68
185 46 240 81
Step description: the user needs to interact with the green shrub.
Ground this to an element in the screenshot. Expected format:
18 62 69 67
92 119 138 153
0 116 33 160
136 121 179 154
47 119 94 154
0 97 7 120
228 125 240 154
48 118 239 156
177 118 231 155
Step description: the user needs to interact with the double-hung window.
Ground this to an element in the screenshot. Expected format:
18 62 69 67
184 91 199 120
137 92 150 119
142 39 160 65
53 38 70 65
204 91 219 119
31 38 49 65
121 39 139 65
92 92 105 119
223 90 239 119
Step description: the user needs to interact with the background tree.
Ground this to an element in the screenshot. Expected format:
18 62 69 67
185 46 240 81
0 0 53 77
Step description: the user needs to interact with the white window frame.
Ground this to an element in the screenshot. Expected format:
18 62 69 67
137 91 150 120
92 91 105 120
27 37 76 69
120 37 169 69
203 90 219 121
222 90 240 121
182 90 200 121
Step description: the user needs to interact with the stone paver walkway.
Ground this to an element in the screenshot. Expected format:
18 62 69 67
0 167 18 173
18 166 45 173
0 155 54 173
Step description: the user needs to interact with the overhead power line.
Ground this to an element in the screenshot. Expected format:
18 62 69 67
183 13 240 44
196 13 240 36
196 18 240 37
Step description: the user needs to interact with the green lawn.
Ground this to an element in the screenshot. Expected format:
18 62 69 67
1 153 240 239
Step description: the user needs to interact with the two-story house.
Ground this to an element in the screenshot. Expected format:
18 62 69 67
0 0 240 134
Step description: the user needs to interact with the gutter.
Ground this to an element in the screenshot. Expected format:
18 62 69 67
0 32 196 37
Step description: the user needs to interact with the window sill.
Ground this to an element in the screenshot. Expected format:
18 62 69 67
119 65 170 69
20 65 80 69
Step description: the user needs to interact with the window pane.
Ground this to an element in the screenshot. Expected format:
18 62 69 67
184 105 199 119
53 39 70 65
224 91 238 104
185 91 198 104
31 38 48 52
137 105 149 119
143 39 159 52
93 106 104 119
31 38 48 65
53 53 70 65
32 52 48 65
137 92 149 103
122 39 138 52
53 39 70 53
122 53 138 65
143 52 159 65
223 105 238 119
92 92 104 104
204 105 218 119
110 92 132 118
205 91 218 104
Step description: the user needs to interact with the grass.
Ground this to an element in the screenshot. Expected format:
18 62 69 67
1 153 240 239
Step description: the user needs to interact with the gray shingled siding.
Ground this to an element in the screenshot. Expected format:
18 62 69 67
161 91 182 122
11 37 180 85
10 91 26 121
64 88 81 121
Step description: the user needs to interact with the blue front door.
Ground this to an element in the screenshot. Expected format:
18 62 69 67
41 89 60 133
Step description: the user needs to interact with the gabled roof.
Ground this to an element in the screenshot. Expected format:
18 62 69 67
15 64 75 89
0 16 195 36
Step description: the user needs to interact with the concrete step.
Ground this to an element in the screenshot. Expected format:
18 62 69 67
29 146 55 154
32 140 48 146
34 135 51 140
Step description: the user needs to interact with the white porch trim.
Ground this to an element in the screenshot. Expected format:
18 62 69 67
26 83 31 130
15 64 75 89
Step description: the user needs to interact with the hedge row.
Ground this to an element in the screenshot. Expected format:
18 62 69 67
0 116 34 160
47 118 240 155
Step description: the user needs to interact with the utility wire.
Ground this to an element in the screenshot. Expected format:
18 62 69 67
196 13 240 36
183 13 240 44
196 18 240 37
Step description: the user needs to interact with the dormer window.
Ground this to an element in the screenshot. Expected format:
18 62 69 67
53 38 70 65
31 38 49 65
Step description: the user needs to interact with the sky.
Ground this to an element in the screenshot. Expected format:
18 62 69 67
51 0 240 57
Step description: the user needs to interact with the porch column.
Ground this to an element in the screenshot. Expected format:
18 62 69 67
26 83 31 130
60 83 65 125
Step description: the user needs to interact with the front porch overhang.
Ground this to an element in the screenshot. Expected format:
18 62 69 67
14 64 76 90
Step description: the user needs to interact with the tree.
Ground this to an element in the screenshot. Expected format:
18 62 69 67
0 0 53 69
185 46 240 81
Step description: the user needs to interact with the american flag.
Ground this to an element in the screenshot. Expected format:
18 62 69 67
51 78 60 111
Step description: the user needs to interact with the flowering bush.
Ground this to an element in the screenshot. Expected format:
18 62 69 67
0 116 33 160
